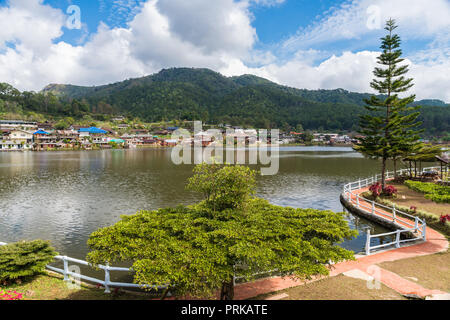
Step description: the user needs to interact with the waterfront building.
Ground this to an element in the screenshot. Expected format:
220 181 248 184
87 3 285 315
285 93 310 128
0 120 38 131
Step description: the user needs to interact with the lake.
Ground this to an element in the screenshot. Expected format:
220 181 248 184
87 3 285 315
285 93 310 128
0 146 392 262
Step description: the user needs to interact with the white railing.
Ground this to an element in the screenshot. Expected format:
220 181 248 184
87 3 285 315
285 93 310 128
342 166 441 255
0 242 165 293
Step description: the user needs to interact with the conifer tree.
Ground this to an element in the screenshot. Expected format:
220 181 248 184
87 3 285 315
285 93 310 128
358 19 422 190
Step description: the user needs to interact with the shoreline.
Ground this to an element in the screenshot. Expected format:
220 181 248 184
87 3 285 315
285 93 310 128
0 143 356 153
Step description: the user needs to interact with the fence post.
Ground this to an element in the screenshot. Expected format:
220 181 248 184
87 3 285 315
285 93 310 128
371 201 375 214
392 204 396 223
358 180 361 189
395 230 401 248
422 221 427 241
365 229 371 255
415 217 418 231
356 195 360 209
63 256 69 282
104 264 111 293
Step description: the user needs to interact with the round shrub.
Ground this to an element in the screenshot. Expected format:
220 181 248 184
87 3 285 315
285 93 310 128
0 240 57 283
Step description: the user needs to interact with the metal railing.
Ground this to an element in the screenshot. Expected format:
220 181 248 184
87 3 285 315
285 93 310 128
342 167 442 255
0 242 165 293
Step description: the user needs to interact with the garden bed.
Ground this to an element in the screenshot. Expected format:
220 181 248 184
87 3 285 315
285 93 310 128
362 182 450 240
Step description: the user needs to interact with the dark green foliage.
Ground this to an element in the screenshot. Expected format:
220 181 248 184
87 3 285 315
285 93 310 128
1 67 448 135
357 19 424 189
0 240 57 282
187 163 256 213
87 164 356 300
42 68 448 135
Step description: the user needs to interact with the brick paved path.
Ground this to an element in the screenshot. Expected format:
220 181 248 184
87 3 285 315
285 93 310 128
234 188 448 300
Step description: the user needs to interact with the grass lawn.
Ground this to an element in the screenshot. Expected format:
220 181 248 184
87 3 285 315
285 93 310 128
384 182 448 217
378 252 450 293
252 275 406 300
1 272 156 300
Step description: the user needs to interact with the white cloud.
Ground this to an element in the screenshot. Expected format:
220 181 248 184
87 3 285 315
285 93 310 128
283 0 450 51
221 50 380 92
156 0 256 55
0 0 448 102
0 0 257 89
0 0 65 55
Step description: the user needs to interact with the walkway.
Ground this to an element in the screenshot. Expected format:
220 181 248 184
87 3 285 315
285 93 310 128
234 187 448 300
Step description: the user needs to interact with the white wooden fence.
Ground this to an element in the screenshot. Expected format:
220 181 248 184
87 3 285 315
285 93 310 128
0 242 165 293
342 167 441 255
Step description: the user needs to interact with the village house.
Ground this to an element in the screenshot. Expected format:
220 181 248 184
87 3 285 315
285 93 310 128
131 128 149 135
0 120 38 131
69 125 88 131
79 127 108 138
33 130 59 150
153 129 170 136
7 129 34 144
56 130 80 148
0 129 34 151
117 124 129 129
37 122 55 131
194 131 213 147
112 116 125 122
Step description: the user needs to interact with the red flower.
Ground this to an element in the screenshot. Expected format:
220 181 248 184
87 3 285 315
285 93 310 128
440 214 450 224
369 183 382 198
384 185 398 197
0 289 23 300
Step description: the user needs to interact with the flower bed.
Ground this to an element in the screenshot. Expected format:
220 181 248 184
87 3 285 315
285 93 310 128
0 289 23 300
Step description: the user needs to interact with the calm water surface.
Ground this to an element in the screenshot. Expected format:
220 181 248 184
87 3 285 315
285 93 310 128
0 147 392 262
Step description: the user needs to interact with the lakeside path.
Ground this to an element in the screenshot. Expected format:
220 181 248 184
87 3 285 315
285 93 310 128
235 186 448 300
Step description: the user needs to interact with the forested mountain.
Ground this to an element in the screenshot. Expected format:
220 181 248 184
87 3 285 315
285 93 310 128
1 67 448 135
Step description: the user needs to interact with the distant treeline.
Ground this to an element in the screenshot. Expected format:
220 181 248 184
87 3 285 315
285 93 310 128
1 68 449 136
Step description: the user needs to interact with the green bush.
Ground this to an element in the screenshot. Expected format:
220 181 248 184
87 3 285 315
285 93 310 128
404 180 450 203
0 240 57 283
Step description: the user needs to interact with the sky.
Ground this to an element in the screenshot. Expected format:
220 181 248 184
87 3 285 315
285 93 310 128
0 0 449 101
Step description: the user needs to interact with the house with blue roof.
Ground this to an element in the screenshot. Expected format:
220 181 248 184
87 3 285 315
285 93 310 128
79 127 108 137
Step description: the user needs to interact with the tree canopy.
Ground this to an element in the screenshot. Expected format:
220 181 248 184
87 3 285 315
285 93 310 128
357 19 424 189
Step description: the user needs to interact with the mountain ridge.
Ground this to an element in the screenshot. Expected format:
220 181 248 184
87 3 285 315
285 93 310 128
37 67 449 135
42 68 449 107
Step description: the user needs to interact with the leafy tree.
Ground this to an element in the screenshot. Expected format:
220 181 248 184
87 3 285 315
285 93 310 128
87 164 356 300
0 83 20 98
55 119 69 130
357 19 423 190
295 124 304 133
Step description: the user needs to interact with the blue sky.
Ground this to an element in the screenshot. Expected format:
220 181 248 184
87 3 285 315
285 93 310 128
24 0 352 50
0 0 449 101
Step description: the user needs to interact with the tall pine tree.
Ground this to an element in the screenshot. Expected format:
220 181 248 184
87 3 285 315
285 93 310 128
358 19 422 190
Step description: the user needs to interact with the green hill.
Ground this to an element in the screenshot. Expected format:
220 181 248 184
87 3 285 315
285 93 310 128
1 67 447 135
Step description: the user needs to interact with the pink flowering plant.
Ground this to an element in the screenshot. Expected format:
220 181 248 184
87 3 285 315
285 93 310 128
440 214 450 224
383 185 398 197
0 289 23 300
369 183 397 198
369 182 382 198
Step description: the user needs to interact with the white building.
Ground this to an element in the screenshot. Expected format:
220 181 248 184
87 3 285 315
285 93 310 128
0 120 38 131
